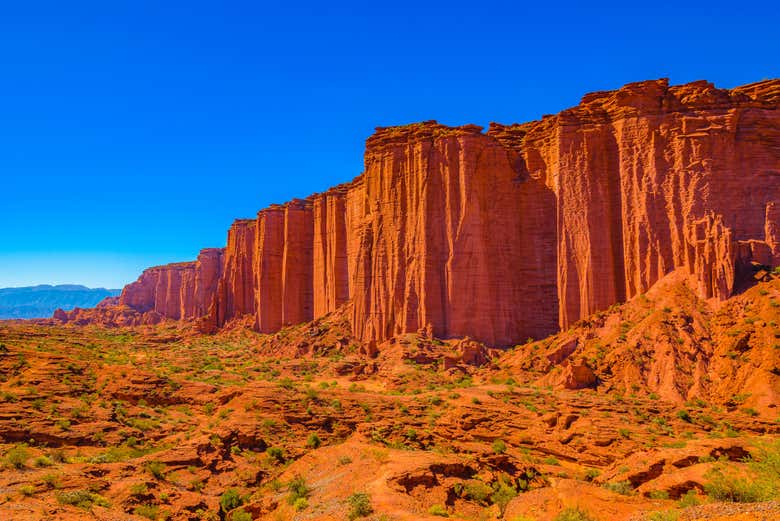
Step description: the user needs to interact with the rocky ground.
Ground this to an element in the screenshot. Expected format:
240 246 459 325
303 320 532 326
1 272 779 520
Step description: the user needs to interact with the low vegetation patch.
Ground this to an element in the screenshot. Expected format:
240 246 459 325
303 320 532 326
704 439 780 502
286 475 310 510
229 509 252 521
347 492 373 519
133 504 163 520
602 481 633 496
56 490 110 510
146 460 166 479
4 444 29 469
220 488 245 513
428 504 448 517
554 507 598 521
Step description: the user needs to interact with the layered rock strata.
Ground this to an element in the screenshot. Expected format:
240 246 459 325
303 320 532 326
71 79 780 347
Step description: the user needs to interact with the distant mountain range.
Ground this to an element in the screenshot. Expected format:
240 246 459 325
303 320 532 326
0 285 121 319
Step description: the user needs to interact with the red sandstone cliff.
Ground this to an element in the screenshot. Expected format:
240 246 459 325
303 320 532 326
61 78 780 347
118 248 224 321
352 122 558 346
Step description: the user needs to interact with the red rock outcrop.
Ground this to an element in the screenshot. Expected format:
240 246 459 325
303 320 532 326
491 78 780 329
686 214 735 300
76 78 780 347
191 248 224 318
350 122 558 347
254 200 314 332
765 201 780 264
312 185 351 317
119 248 223 321
212 220 256 327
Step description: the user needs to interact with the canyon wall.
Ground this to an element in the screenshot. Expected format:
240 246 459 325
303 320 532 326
351 123 558 346
490 78 780 328
85 78 780 347
118 248 224 321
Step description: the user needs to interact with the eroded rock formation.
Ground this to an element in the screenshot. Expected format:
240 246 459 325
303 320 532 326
61 78 780 347
118 248 223 321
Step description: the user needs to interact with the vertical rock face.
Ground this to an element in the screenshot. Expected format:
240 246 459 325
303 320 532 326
254 207 284 332
254 199 314 333
118 248 223 321
110 78 779 347
280 200 314 327
496 78 780 329
312 186 350 317
686 214 735 300
252 201 315 332
214 220 256 327
765 201 780 264
350 123 558 346
192 248 224 319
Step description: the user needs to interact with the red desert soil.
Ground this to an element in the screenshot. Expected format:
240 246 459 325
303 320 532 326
1 271 779 520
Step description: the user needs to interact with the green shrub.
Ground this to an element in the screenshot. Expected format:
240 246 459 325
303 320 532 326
88 445 143 464
602 481 633 496
293 497 308 511
40 473 61 489
286 475 309 506
677 489 701 507
130 483 149 496
19 484 36 496
266 446 285 464
31 454 52 467
491 481 518 517
230 509 252 521
704 469 773 502
583 468 600 481
4 444 29 469
220 488 244 512
677 409 692 422
647 511 680 521
554 507 598 521
133 504 160 520
146 461 166 479
428 504 449 517
704 439 780 502
648 490 670 500
463 480 493 503
306 433 322 449
492 439 507 454
347 492 373 519
56 490 110 510
1 391 18 402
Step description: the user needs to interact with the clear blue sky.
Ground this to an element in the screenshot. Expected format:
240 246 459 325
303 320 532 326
1 0 778 288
